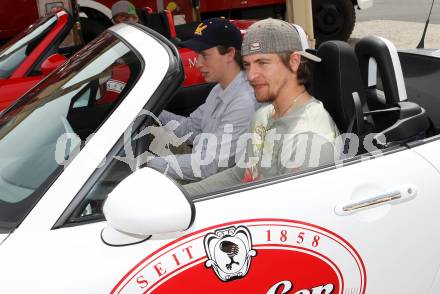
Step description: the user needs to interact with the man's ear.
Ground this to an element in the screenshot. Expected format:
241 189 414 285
226 47 236 62
289 52 302 72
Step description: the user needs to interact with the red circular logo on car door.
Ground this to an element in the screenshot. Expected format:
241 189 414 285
111 219 366 294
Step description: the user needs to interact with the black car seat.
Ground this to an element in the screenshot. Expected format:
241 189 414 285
175 21 201 42
137 8 180 45
355 36 430 145
312 40 374 157
136 6 153 26
313 41 372 138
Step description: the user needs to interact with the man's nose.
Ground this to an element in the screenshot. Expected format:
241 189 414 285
246 64 259 82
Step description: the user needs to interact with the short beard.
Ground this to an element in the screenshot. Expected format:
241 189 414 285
256 93 275 103
255 75 289 104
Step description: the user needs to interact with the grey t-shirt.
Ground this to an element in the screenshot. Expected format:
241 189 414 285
184 97 340 196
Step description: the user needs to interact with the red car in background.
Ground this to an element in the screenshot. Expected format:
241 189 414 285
0 11 73 110
0 9 218 111
0 0 373 47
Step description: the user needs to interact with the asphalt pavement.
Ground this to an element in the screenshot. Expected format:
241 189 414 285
356 0 440 23
350 0 440 49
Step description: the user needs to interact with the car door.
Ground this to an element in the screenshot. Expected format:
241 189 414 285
6 140 438 292
100 146 440 294
407 136 440 294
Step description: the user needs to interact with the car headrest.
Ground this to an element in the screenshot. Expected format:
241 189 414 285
136 7 151 26
355 36 407 105
313 41 366 133
161 10 177 38
137 9 180 44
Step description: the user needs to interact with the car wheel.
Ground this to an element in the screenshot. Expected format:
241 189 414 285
312 0 355 44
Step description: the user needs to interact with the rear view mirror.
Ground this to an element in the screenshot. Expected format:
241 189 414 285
101 168 195 246
41 53 67 75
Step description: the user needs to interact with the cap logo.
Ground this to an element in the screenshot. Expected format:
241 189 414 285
250 42 261 52
194 23 208 36
128 5 136 16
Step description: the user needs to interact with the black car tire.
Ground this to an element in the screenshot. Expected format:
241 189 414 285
312 0 356 44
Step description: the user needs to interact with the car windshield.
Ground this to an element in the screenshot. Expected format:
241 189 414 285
0 14 58 79
0 31 142 230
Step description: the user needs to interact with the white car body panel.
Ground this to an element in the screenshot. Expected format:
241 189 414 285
412 139 440 172
1 147 440 293
0 234 8 244
429 267 440 294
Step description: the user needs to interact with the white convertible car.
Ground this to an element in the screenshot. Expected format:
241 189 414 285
0 22 440 294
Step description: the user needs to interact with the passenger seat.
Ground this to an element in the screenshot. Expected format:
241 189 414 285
355 36 430 146
313 40 372 139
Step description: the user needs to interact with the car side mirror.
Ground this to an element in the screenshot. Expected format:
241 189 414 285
101 168 195 246
40 53 67 75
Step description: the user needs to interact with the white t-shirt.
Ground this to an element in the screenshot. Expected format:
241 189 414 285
184 97 340 196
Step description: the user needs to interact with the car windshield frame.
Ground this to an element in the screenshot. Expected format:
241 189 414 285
0 30 144 231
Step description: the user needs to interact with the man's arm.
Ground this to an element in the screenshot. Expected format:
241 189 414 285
158 110 200 144
149 95 256 181
183 166 243 197
146 153 198 181
159 100 209 144
185 95 257 179
159 110 186 125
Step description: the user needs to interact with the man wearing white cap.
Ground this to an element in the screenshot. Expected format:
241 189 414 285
184 18 339 196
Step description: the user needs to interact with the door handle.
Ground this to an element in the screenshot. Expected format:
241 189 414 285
335 185 417 216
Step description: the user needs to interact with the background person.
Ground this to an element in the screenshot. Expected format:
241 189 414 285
111 1 139 24
166 1 186 25
184 18 340 196
147 18 258 182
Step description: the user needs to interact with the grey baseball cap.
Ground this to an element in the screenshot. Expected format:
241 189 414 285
111 1 138 18
242 18 321 62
